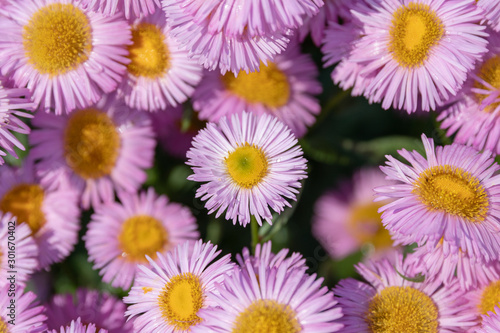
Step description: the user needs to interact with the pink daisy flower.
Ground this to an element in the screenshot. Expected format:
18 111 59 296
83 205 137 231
79 0 160 19
30 93 156 209
46 289 133 333
0 284 47 332
439 31 500 155
119 10 202 112
192 41 322 137
85 188 199 289
406 241 500 291
162 0 291 74
478 0 500 32
151 105 205 159
0 158 80 269
375 134 500 263
0 212 38 287
0 78 34 165
477 307 500 333
186 112 308 227
0 0 131 115
334 254 478 332
326 0 488 113
124 240 234 333
193 247 343 332
49 317 107 333
313 168 395 261
464 267 500 330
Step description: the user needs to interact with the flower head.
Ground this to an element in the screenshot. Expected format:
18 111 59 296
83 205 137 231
375 134 500 262
439 31 500 155
335 253 477 332
119 10 202 111
0 158 80 269
30 93 156 209
323 0 488 113
186 112 308 226
313 168 395 260
194 243 343 332
85 188 199 289
124 240 234 333
0 0 131 114
192 41 322 137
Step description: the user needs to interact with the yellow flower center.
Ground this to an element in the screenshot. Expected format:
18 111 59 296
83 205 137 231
474 56 500 112
0 318 7 333
0 183 46 235
389 3 443 67
23 3 92 75
480 280 500 316
232 299 301 333
118 215 168 262
127 23 170 78
367 286 438 333
221 62 290 108
225 143 268 189
413 165 489 222
63 108 121 180
158 272 204 330
348 202 393 249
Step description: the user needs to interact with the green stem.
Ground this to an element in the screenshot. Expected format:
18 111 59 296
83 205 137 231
251 216 260 254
